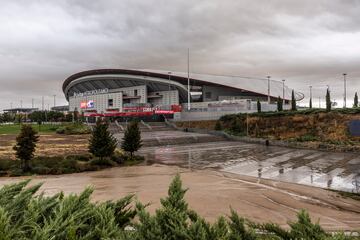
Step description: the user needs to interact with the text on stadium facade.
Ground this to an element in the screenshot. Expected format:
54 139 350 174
73 88 109 97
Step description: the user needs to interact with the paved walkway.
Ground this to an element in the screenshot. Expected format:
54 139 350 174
114 130 225 146
140 141 360 193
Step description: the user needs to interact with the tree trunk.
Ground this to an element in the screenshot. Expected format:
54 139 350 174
23 159 31 172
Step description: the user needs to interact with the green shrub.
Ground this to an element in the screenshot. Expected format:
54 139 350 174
90 158 117 167
56 123 91 135
296 134 319 142
65 154 92 162
0 159 19 171
0 176 355 239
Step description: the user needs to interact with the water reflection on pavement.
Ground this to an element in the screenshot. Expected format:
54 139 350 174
140 141 360 193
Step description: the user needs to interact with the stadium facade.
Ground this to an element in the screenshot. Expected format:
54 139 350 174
63 69 303 120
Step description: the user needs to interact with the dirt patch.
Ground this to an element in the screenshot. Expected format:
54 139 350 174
0 134 89 160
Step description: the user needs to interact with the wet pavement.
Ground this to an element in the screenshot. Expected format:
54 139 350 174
114 130 224 146
140 141 360 193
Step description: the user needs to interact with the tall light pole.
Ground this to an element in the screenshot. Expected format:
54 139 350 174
267 76 271 103
31 98 34 109
168 72 171 106
282 79 285 105
53 94 56 108
187 48 191 111
343 73 347 108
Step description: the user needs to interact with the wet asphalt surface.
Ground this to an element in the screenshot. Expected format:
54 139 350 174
140 141 360 193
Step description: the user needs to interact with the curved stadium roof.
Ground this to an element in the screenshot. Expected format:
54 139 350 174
63 69 304 102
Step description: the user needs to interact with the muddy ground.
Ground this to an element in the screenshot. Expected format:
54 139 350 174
0 134 89 159
0 164 358 231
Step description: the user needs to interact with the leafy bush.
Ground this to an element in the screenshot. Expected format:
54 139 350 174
296 134 319 142
0 176 356 239
90 158 117 167
56 123 91 135
0 159 19 171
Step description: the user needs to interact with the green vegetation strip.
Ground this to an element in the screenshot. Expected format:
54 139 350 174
0 124 59 134
0 123 91 135
0 175 357 239
220 108 360 121
329 189 360 201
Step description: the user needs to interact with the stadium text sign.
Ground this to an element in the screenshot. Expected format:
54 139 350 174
74 88 109 97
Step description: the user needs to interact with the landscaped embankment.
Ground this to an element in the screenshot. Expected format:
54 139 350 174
175 109 360 151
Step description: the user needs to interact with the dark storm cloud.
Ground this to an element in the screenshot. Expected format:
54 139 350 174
1 0 360 109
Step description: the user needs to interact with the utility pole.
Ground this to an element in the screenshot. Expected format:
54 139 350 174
282 79 285 105
168 72 171 106
31 98 34 109
187 48 191 111
53 94 56 108
343 73 347 108
267 76 271 104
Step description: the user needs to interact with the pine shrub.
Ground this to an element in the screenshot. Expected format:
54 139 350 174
277 96 283 112
0 176 354 239
89 118 117 162
257 99 261 113
13 124 39 172
121 121 142 158
354 92 358 108
291 90 297 111
326 88 331 112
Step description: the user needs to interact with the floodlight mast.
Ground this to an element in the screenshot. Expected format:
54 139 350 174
187 48 190 111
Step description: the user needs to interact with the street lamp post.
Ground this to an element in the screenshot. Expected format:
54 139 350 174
187 48 191 111
168 72 171 106
267 76 271 104
282 79 285 105
343 73 347 108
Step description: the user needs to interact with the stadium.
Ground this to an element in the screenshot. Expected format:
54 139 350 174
63 69 304 121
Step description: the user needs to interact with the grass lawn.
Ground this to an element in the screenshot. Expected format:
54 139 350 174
0 124 61 134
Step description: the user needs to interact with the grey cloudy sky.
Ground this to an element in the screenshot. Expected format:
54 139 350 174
1 0 360 110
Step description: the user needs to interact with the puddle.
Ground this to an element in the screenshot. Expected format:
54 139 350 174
140 141 360 193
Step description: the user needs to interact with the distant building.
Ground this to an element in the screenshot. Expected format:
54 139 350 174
51 105 69 113
3 108 38 114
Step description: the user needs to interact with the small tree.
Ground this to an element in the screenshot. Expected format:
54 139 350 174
326 88 331 112
89 118 117 161
257 99 261 113
121 121 142 158
309 98 312 109
354 92 358 108
291 90 297 111
277 96 283 111
13 125 39 172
